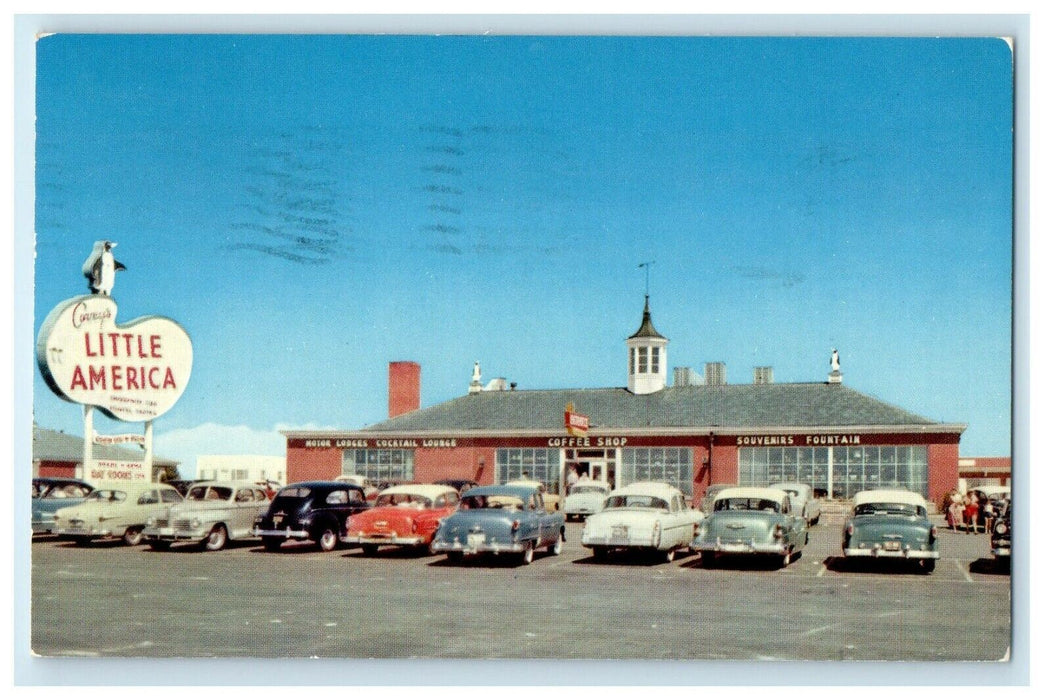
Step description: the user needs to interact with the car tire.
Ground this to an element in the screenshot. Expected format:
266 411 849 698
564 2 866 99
918 559 936 574
361 544 379 556
316 527 339 552
521 541 534 565
203 524 228 552
780 549 793 568
122 527 145 547
72 535 92 546
592 546 608 561
148 540 171 551
262 536 283 552
699 551 714 567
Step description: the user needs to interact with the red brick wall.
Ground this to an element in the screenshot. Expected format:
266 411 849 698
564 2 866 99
415 446 494 485
286 447 342 483
928 443 960 505
36 460 77 478
710 444 739 489
388 361 421 418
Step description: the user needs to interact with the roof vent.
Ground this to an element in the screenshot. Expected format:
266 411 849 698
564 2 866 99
753 367 773 385
484 378 507 392
705 362 727 386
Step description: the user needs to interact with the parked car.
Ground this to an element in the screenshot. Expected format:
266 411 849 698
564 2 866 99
841 489 939 573
563 481 611 521
700 483 735 515
160 479 201 496
343 484 460 554
53 482 183 545
505 479 561 513
335 474 379 501
990 500 1011 562
430 484 565 565
691 486 807 568
253 481 368 552
581 481 703 562
32 477 94 535
144 481 272 551
769 482 822 526
433 478 480 495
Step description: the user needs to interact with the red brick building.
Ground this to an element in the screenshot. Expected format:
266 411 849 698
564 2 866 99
285 298 967 506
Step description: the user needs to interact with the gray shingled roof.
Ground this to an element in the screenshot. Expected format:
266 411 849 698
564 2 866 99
363 383 942 433
33 425 179 466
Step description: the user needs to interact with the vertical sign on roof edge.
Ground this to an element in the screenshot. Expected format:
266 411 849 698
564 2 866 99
565 402 589 438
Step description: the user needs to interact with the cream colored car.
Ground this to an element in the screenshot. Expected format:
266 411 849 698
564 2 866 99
54 481 183 546
144 481 272 551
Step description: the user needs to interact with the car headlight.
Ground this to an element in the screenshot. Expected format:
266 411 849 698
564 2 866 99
995 522 1008 535
191 518 201 528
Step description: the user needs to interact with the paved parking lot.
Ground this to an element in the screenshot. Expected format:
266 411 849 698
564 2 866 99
30 519 1011 661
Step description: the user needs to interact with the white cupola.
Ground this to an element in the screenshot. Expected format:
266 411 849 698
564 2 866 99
626 295 668 395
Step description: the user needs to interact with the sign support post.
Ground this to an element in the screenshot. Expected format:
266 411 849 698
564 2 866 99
144 420 154 481
82 404 94 481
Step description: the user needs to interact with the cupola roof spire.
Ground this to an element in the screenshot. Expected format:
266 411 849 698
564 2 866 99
628 295 667 340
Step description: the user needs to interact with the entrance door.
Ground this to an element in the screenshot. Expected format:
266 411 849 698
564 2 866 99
565 449 618 492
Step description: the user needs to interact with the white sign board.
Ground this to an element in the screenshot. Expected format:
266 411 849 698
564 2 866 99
88 459 150 483
36 295 193 421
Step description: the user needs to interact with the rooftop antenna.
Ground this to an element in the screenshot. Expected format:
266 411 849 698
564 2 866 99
638 261 656 296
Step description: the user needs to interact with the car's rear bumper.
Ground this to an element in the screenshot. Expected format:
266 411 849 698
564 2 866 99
843 547 939 559
343 534 425 546
691 540 790 555
54 527 112 538
254 528 310 539
431 539 526 555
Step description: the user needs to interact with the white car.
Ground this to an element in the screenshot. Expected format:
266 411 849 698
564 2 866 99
53 481 183 545
769 482 821 526
563 481 610 521
581 481 703 562
144 481 272 551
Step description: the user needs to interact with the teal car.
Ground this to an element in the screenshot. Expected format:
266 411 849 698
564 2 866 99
430 484 565 565
691 486 807 568
841 489 939 573
32 478 94 535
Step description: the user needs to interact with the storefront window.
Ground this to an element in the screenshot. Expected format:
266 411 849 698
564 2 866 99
496 448 560 493
621 447 693 497
342 449 414 483
740 445 928 498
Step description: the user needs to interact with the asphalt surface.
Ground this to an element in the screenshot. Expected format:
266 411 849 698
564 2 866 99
30 518 1011 660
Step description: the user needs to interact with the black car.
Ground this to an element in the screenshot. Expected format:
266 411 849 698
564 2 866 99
434 478 480 495
253 481 368 552
990 501 1011 563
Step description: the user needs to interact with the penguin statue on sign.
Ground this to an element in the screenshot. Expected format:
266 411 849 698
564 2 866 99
830 349 841 373
81 241 126 296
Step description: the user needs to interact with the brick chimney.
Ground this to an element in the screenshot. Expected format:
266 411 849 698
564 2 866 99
388 361 421 418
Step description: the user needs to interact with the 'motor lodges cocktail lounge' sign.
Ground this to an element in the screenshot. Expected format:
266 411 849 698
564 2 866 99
37 294 193 421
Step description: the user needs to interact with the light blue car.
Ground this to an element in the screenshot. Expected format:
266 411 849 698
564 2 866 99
691 486 808 568
430 484 565 565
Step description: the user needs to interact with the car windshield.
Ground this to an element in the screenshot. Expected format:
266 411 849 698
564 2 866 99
276 487 311 499
854 502 925 517
376 493 433 508
459 495 525 511
715 497 782 513
571 485 607 495
604 495 669 510
85 490 126 503
187 486 233 501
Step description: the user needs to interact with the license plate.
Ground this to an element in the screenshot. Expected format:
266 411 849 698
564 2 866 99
611 525 628 543
467 533 485 548
883 541 901 551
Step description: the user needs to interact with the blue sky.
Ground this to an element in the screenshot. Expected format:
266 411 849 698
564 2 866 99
30 34 1014 474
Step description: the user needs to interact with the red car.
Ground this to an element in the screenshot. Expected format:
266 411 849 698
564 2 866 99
342 484 460 555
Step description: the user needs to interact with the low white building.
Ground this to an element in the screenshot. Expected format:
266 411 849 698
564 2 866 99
196 455 286 485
